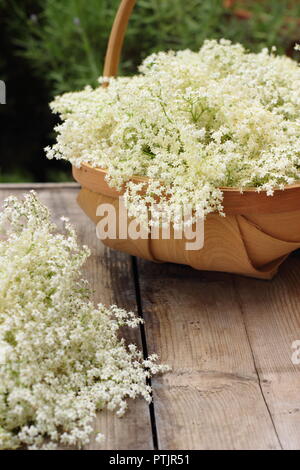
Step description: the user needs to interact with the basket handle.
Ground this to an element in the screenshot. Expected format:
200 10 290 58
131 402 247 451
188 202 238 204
103 0 137 81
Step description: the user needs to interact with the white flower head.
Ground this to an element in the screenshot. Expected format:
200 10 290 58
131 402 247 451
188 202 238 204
46 40 300 225
0 192 169 449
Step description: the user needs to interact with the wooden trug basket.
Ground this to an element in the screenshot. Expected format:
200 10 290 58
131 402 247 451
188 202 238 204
73 0 300 280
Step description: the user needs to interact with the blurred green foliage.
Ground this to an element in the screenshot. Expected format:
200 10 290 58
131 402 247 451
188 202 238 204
10 0 300 94
1 0 300 182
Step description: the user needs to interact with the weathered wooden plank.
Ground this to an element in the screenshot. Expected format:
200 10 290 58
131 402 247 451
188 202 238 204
0 183 79 189
234 256 300 450
137 260 281 449
0 186 154 450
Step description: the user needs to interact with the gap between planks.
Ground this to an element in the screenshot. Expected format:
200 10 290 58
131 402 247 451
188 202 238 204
136 259 300 450
2 186 300 449
131 256 159 450
0 186 155 450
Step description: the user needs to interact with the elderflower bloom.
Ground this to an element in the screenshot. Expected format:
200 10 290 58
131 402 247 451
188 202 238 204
46 40 300 225
0 192 169 450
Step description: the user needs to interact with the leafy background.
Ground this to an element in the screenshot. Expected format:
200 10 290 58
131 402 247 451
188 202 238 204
1 0 300 182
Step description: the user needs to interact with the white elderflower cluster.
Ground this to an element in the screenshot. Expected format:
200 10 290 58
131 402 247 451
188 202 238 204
46 39 300 222
0 192 168 450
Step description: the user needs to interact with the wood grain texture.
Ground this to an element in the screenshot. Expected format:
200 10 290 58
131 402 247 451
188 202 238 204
234 256 300 450
1 184 300 449
102 0 136 78
137 261 282 449
0 186 153 450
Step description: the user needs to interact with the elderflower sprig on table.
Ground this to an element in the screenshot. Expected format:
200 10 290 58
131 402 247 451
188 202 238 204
46 39 300 225
0 192 169 450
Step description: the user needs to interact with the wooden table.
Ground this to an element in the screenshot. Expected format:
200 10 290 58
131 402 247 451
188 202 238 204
1 183 300 450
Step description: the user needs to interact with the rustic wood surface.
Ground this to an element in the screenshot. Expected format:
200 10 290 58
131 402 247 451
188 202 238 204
1 183 300 450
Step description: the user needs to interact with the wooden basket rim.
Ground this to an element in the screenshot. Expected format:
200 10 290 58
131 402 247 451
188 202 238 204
72 163 300 215
80 162 300 193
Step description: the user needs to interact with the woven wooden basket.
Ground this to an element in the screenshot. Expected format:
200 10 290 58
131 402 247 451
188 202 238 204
73 0 300 280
